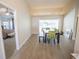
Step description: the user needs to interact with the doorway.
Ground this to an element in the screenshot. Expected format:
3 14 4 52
0 3 17 59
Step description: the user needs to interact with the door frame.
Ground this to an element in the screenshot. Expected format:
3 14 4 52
0 1 19 59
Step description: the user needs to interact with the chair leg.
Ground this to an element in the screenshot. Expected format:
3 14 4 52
43 37 44 42
57 36 60 44
39 37 40 43
53 39 55 44
57 38 60 44
48 39 50 44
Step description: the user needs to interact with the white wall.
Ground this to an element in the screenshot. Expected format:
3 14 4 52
63 8 76 39
0 0 32 59
74 6 79 52
32 16 64 34
74 17 79 53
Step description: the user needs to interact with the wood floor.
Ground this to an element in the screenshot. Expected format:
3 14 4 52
4 37 16 59
10 35 75 59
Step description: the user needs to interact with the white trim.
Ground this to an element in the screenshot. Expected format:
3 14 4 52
19 35 31 50
0 20 6 59
0 1 20 59
19 39 28 50
14 11 20 50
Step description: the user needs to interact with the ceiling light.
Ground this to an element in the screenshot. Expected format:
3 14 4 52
5 12 10 16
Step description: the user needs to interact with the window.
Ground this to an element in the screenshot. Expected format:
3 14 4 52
2 19 14 30
39 19 59 35
3 22 9 29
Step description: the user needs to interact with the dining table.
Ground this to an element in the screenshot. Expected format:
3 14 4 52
42 29 62 43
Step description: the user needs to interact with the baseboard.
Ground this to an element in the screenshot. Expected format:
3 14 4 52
18 34 32 50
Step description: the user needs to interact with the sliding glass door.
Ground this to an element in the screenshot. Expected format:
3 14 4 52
39 19 59 35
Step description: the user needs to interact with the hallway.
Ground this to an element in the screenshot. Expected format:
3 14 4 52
10 35 74 59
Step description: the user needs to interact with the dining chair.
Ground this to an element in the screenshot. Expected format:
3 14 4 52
47 31 56 44
39 28 45 43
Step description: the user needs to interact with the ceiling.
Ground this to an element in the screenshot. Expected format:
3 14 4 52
0 3 14 16
0 3 7 8
27 0 72 9
27 0 75 16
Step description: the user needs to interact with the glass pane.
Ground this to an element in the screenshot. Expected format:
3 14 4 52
3 22 9 29
39 19 59 35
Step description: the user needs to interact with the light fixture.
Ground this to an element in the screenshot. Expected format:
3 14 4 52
5 8 14 16
5 12 10 16
0 7 13 16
